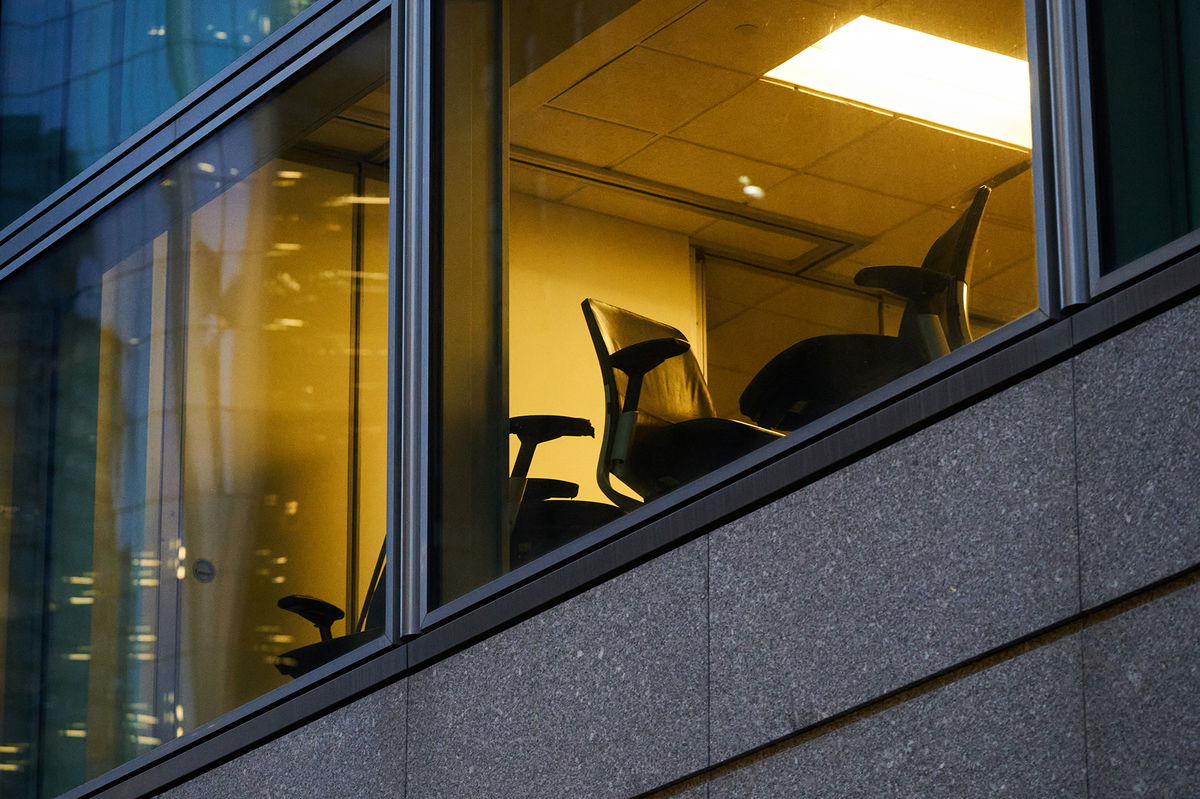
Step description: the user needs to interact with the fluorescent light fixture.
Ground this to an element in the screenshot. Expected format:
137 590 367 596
765 16 1032 148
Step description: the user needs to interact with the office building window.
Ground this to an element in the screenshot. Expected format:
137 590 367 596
0 0 317 230
1092 0 1200 271
433 0 1041 607
0 21 389 796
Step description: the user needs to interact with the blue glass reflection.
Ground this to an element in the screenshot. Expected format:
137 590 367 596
0 0 314 230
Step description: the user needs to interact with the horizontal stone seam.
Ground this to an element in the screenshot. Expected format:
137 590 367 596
639 564 1200 799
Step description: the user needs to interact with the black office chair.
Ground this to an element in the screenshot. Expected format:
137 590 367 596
582 298 782 509
507 414 624 567
275 415 620 675
274 547 386 679
740 185 992 431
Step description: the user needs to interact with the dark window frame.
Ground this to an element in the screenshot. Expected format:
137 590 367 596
2 0 1196 796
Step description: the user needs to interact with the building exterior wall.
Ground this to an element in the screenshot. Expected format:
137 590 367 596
160 292 1200 798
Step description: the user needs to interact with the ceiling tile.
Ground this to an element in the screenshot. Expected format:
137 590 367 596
852 206 958 267
985 168 1036 228
705 297 749 328
809 253 870 284
754 281 879 332
705 258 794 307
807 118 1029 203
971 257 1038 322
644 0 842 75
754 173 924 236
510 163 583 201
973 219 1036 281
871 0 1030 59
617 137 794 203
305 118 388 158
696 219 818 261
676 80 890 170
707 305 845 373
565 185 713 234
510 106 655 166
549 46 753 134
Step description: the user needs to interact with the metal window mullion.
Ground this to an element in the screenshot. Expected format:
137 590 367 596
397 0 433 638
1041 0 1099 308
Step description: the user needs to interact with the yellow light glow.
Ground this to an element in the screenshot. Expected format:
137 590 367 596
765 16 1032 148
327 195 391 207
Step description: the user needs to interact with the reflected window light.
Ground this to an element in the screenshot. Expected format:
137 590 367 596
327 195 390 207
65 653 91 662
134 736 161 746
60 730 86 739
68 596 94 605
272 242 302 252
765 16 1032 148
277 170 304 180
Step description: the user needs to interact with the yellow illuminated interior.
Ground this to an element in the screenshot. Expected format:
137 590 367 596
765 16 1032 149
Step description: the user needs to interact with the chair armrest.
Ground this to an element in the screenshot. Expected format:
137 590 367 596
609 337 689 377
854 265 954 302
509 415 595 446
278 594 344 642
523 477 580 503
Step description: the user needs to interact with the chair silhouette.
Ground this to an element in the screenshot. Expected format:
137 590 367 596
275 415 622 675
275 547 385 678
582 298 782 509
740 185 992 431
506 414 624 567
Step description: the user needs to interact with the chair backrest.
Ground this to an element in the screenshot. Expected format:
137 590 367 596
581 298 714 506
899 185 991 351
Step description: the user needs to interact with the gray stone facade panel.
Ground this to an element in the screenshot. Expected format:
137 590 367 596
162 679 407 799
404 539 708 799
1075 295 1200 607
706 637 1085 798
708 364 1079 760
1083 580 1200 798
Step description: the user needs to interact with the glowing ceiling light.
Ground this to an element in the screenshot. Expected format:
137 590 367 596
765 16 1032 148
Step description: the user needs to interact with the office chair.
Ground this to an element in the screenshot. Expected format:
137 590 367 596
582 298 782 509
739 185 992 431
507 414 625 567
276 416 621 676
275 547 386 678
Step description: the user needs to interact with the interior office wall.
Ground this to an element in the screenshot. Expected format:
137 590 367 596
508 190 701 504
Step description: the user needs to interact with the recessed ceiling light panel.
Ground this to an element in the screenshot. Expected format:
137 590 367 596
765 16 1032 149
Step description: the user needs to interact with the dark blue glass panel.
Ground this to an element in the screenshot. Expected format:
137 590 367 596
0 0 315 230
1094 0 1200 269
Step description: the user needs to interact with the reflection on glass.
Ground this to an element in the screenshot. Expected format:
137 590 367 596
0 22 389 797
436 0 1040 607
1093 0 1200 269
0 0 317 229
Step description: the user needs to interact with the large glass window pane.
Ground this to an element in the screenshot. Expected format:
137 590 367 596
0 0 318 229
434 0 1040 607
1092 0 1200 270
0 20 390 796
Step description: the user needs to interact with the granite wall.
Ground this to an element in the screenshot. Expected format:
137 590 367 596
163 296 1200 798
